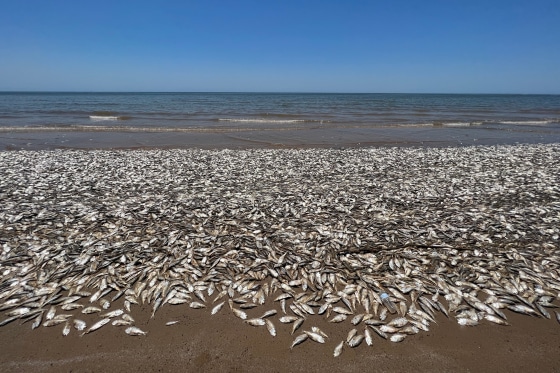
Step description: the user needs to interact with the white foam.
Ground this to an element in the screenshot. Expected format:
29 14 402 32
497 120 556 125
89 116 119 121
442 122 474 127
218 118 308 124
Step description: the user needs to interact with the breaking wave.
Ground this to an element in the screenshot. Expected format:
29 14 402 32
218 118 325 124
89 115 131 121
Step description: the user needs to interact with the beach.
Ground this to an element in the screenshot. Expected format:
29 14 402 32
1 144 559 372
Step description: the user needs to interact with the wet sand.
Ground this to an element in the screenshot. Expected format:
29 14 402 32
1 124 560 150
1 305 559 373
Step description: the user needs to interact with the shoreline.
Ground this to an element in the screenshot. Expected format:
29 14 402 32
1 144 559 372
1 125 560 151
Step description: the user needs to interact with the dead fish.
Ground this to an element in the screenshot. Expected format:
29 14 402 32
333 306 353 315
166 321 179 326
351 314 365 325
329 314 347 323
484 314 510 326
125 326 147 336
260 309 277 318
245 318 266 327
311 326 328 339
61 303 83 311
364 328 373 346
379 325 399 333
265 319 276 337
62 322 71 336
43 318 67 327
31 313 42 330
122 314 135 323
291 318 305 334
305 331 325 344
189 301 206 309
102 309 124 318
7 307 31 317
167 297 189 305
369 325 388 339
348 334 365 347
82 318 110 335
457 318 479 326
0 316 18 327
290 333 308 349
333 341 344 357
73 319 87 331
82 306 102 314
211 301 225 315
388 317 408 328
231 308 247 320
46 306 56 320
279 316 299 323
112 319 132 326
240 303 258 310
390 333 407 343
99 299 111 310
507 304 539 317
346 328 358 343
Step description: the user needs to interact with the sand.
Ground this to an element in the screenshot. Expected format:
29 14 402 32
1 305 559 372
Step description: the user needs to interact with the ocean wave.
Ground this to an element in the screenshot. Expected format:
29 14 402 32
218 118 324 124
494 119 559 125
90 115 119 121
89 115 132 121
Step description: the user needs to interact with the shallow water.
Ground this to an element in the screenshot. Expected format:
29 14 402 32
1 92 560 149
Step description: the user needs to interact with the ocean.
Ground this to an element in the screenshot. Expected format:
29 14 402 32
1 92 560 149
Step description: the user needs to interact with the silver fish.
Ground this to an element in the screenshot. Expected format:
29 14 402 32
290 333 308 349
82 318 110 335
333 341 344 357
125 326 147 336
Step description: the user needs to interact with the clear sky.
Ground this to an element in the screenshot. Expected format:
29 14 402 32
1 0 559 93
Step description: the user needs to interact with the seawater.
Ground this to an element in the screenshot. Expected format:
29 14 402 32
1 92 559 131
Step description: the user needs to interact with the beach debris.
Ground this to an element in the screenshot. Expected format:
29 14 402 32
0 145 559 353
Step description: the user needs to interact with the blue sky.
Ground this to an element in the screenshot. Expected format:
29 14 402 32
1 0 559 93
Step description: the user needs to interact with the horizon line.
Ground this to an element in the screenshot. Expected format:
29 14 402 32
1 90 559 95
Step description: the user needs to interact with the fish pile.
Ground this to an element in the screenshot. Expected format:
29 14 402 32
0 144 559 356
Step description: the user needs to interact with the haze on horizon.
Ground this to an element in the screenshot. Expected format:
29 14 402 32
0 0 559 94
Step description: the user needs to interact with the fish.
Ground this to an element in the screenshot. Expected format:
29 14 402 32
265 319 276 337
62 322 71 336
211 302 225 315
364 328 373 346
245 318 265 327
231 308 247 320
112 319 132 326
390 333 407 343
484 314 510 326
82 318 111 335
333 341 344 357
305 331 325 344
348 334 364 347
73 319 87 331
102 309 124 318
260 309 277 318
290 333 308 349
125 326 147 336
329 314 347 323
291 318 305 334
82 306 102 314
189 301 206 309
279 316 299 323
